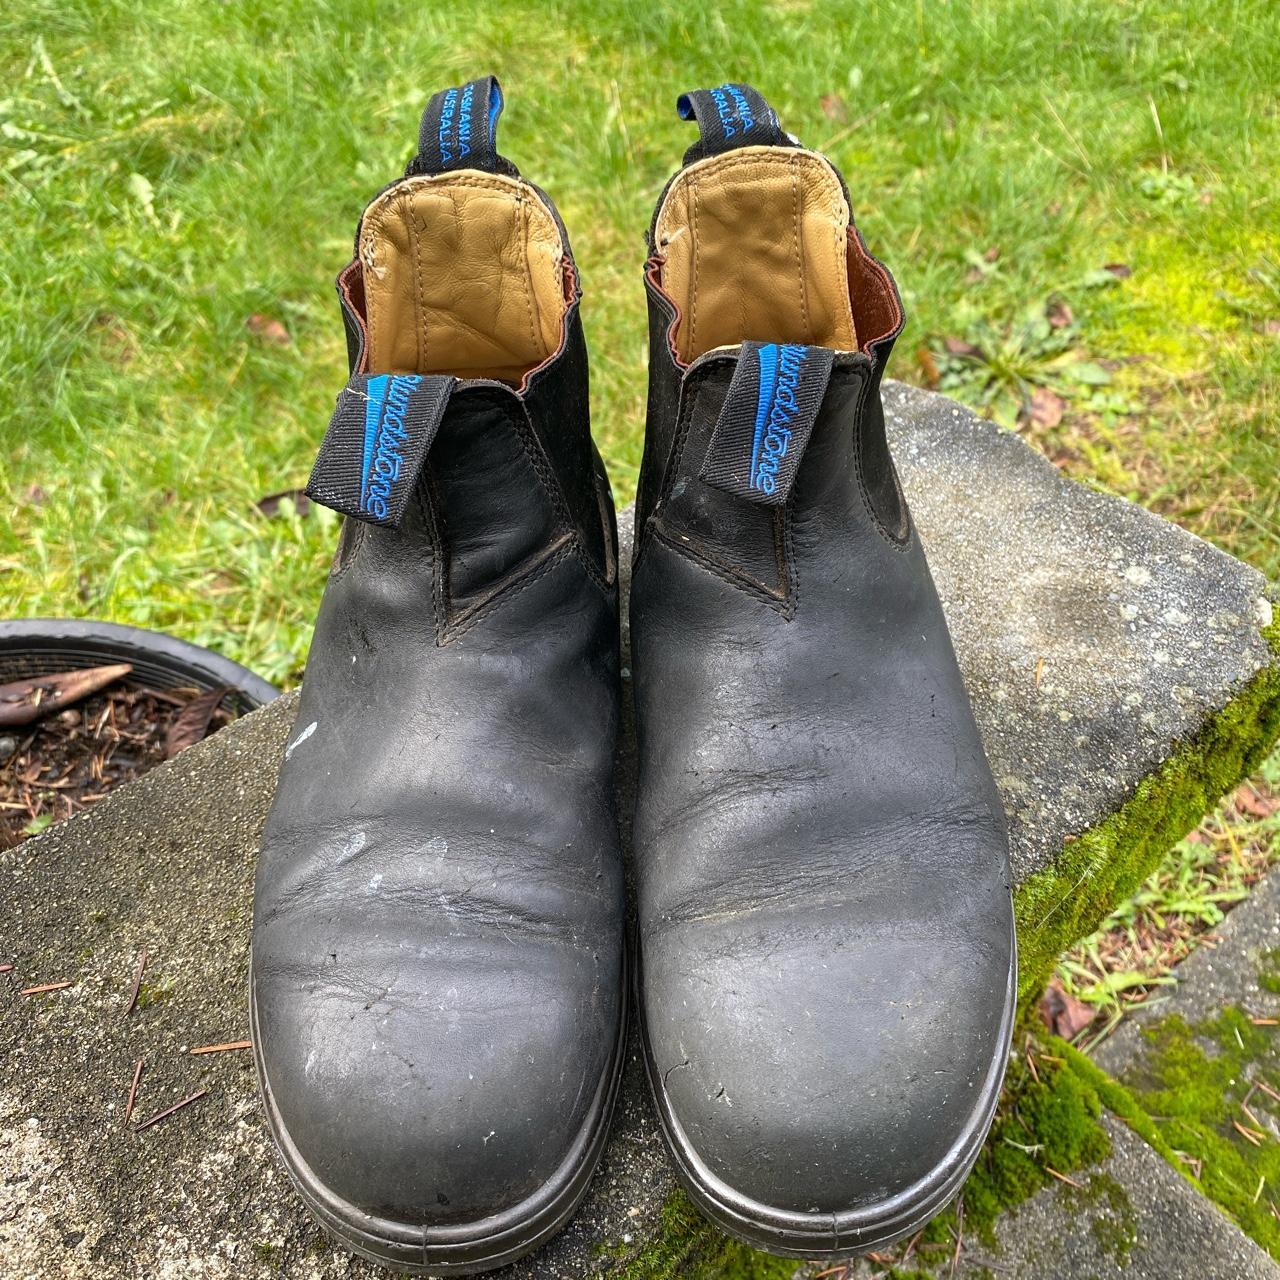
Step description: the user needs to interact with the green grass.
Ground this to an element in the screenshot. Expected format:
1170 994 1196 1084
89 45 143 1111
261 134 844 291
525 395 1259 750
1059 765 1280 1028
2 0 1277 683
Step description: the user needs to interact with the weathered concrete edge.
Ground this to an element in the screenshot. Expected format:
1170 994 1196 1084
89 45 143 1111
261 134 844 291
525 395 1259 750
1011 609 1280 1005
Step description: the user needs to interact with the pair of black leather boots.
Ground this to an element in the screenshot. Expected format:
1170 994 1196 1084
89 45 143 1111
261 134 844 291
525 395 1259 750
251 78 1016 1274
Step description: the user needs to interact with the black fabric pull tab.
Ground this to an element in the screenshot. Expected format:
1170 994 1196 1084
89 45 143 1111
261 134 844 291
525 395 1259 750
699 343 835 506
676 83 788 162
306 373 454 527
407 75 506 176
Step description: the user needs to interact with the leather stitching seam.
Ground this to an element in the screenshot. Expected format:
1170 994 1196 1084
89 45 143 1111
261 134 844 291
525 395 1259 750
504 395 611 594
649 522 794 616
688 179 701 360
439 536 575 644
328 518 366 584
851 372 912 551
517 195 546 363
781 504 799 620
425 389 610 611
407 190 428 371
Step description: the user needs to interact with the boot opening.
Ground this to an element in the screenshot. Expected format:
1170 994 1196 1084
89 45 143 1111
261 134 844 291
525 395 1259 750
357 171 571 385
651 146 900 364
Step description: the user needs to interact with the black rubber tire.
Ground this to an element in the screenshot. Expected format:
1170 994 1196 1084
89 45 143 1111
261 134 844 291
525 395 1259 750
0 618 279 714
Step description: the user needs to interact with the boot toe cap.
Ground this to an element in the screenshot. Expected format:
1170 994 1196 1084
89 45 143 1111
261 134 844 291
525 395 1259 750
251 937 620 1243
645 903 1014 1231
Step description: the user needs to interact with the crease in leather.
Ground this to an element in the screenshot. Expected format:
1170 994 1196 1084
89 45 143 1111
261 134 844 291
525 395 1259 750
653 147 857 363
263 883 600 950
644 805 1007 937
259 825 610 918
359 171 567 383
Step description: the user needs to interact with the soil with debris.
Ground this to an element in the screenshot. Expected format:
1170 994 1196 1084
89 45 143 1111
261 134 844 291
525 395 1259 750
0 683 233 849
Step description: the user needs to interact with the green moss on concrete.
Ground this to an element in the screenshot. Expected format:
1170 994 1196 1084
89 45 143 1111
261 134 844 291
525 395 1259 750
1259 950 1280 996
861 1042 1177 1277
1014 615 1280 1005
1120 1000 1280 1259
953 1050 1112 1246
1084 1173 1139 1265
613 1192 795 1280
1054 1039 1193 1178
133 979 174 1010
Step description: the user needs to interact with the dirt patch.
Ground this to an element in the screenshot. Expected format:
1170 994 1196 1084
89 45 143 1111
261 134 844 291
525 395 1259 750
0 681 234 849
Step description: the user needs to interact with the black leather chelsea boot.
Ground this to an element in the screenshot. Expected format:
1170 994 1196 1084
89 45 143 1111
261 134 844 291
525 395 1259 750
250 77 625 1275
629 84 1016 1258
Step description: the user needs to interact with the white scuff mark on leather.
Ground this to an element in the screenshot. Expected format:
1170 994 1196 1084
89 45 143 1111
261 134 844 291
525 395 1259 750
367 872 383 893
482 1130 495 1145
426 835 448 857
285 720 318 759
304 1049 318 1077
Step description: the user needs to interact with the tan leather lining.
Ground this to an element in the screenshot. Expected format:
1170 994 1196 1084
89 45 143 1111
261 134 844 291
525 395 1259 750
653 147 857 363
359 171 567 383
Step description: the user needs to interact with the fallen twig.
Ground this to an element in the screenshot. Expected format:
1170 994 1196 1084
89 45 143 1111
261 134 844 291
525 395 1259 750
125 948 148 1016
949 1194 964 1278
134 1088 207 1133
1233 1119 1266 1146
0 664 132 728
20 981 72 996
124 1059 144 1124
1045 1166 1084 1188
1242 1099 1267 1131
190 1040 251 1056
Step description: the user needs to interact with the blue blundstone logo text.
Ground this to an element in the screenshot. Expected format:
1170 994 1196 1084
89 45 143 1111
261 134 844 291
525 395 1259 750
750 344 807 496
438 82 475 164
709 83 756 139
360 374 423 520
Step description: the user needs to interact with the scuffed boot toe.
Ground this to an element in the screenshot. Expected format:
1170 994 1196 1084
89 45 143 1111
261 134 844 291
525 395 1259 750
643 902 1014 1256
252 922 623 1273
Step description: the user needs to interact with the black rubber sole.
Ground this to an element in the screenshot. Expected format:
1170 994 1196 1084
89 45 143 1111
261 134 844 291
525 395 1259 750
249 961 627 1275
639 920 1017 1259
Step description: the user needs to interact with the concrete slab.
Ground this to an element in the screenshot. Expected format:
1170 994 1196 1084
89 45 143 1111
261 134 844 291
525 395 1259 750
886 382 1274 883
3 384 1277 1277
952 1115 1280 1279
